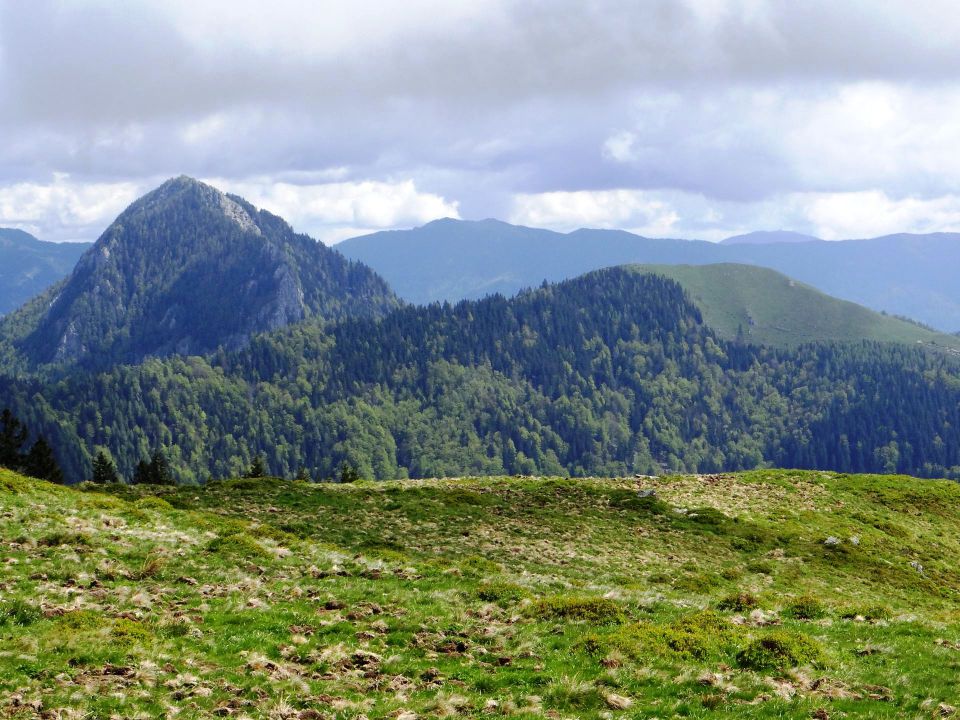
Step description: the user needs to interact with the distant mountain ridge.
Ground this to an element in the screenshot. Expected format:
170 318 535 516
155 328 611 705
0 229 90 316
720 230 822 245
2 177 397 368
337 219 960 331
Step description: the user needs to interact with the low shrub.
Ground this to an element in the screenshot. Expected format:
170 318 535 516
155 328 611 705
607 489 670 515
111 618 153 647
720 567 743 581
674 571 720 593
659 610 735 659
278 521 314 538
461 555 501 574
682 507 729 529
57 609 106 631
784 595 827 620
531 595 626 624
134 496 173 511
581 610 738 662
477 580 527 604
746 559 774 575
716 591 760 612
251 523 299 546
38 531 91 548
737 630 824 671
840 603 891 621
0 473 31 494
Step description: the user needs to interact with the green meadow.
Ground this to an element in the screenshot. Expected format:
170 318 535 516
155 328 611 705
2 469 960 718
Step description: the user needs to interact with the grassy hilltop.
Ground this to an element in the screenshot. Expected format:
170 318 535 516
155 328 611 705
2 469 960 718
632 263 960 350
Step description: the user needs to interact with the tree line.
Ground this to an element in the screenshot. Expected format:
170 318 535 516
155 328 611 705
0 408 63 483
1 268 960 484
0 407 183 485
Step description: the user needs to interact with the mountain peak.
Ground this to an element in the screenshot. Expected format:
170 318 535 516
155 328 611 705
721 230 822 245
123 176 263 237
9 179 397 367
0 227 43 248
421 217 461 227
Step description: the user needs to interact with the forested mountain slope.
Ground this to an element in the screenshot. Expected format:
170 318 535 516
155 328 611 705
0 177 397 369
3 267 958 484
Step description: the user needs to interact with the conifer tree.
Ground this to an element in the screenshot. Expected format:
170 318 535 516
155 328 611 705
245 455 267 478
338 462 360 483
23 436 64 484
294 466 312 482
149 450 174 485
132 459 152 485
90 450 120 484
131 451 175 485
0 408 28 468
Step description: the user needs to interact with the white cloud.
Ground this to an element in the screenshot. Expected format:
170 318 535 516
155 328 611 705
161 0 500 59
0 174 142 242
508 187 960 241
777 84 960 195
207 177 461 244
600 82 960 202
802 191 960 239
0 174 460 245
510 189 680 237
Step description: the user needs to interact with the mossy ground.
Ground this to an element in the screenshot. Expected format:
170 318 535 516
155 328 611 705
2 468 960 718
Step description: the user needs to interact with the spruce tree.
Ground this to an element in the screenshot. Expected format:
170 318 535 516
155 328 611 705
149 450 174 485
245 455 267 478
338 462 361 483
90 450 120 484
0 408 28 468
132 459 152 485
23 436 64 484
294 466 312 482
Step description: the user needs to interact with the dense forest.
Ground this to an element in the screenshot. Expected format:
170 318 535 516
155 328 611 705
2 267 959 484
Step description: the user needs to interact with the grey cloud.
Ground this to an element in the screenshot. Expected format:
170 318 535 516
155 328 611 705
2 0 960 241
6 1 960 129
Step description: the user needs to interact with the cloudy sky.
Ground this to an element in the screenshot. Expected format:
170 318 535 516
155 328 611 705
3 0 960 243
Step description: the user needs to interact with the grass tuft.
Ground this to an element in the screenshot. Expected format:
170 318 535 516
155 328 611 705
0 599 41 627
206 531 270 558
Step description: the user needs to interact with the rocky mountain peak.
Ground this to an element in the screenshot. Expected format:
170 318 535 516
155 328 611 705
9 177 397 368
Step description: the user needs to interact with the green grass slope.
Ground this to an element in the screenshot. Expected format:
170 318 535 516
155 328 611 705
632 263 960 349
4 469 960 717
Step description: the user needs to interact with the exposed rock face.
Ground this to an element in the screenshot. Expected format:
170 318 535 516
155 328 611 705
219 193 261 236
14 176 397 368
